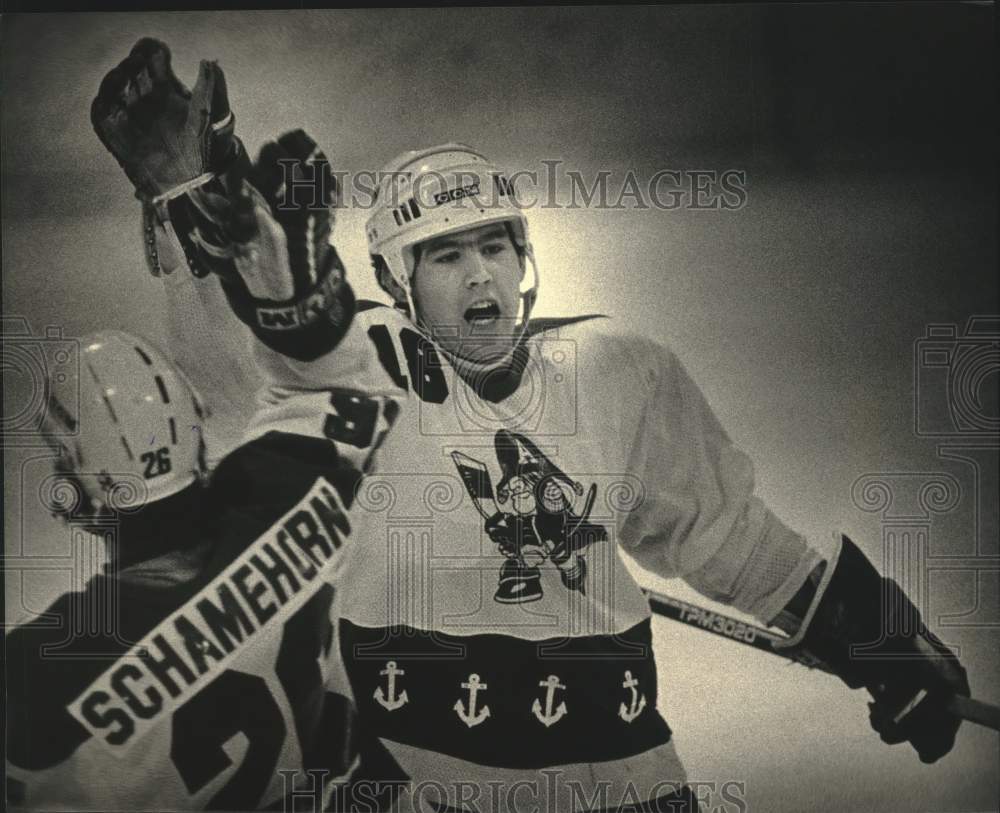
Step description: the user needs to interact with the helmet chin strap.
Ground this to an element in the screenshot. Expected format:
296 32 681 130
513 245 540 349
401 281 420 332
401 248 540 374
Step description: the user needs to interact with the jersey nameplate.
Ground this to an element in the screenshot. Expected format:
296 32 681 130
68 477 350 755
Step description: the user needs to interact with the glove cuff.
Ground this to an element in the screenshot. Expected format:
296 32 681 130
771 531 842 647
151 172 217 207
148 111 241 205
776 534 924 690
219 249 356 362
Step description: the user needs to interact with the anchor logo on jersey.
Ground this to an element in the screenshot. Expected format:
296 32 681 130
451 430 607 604
455 673 491 727
618 670 647 723
374 660 409 711
532 674 569 727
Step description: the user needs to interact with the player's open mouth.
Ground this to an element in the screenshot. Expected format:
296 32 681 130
464 300 501 325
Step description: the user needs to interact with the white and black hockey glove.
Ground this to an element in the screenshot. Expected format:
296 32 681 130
776 536 970 763
92 40 354 361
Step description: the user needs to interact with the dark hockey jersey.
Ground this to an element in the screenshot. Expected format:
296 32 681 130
5 432 373 811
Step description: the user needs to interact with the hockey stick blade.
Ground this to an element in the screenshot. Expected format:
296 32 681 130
643 588 1000 732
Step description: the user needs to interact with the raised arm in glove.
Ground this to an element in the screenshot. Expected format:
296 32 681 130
91 38 354 362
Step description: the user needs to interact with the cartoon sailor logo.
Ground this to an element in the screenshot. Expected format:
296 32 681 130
451 430 607 604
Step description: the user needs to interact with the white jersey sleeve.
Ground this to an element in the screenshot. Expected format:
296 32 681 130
613 335 824 624
162 269 267 466
148 204 267 469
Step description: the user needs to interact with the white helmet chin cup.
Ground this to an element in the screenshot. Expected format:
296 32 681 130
366 143 535 305
42 330 207 519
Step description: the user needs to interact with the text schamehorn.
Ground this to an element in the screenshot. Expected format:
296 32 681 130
69 478 349 751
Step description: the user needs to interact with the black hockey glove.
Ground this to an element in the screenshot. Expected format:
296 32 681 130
178 128 356 362
92 37 249 278
778 536 970 763
91 38 240 203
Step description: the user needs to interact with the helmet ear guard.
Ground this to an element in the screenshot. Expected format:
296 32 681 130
370 253 409 307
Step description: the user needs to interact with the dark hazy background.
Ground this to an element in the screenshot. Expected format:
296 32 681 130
3 6 997 812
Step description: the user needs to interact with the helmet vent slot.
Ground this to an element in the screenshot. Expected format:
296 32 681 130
154 375 170 404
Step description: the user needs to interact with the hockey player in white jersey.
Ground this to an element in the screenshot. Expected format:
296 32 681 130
91 40 972 813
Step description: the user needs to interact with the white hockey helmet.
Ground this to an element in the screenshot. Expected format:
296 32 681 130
42 330 208 519
366 144 538 320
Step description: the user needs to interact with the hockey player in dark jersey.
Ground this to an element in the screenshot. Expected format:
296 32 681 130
5 330 389 810
90 40 972 813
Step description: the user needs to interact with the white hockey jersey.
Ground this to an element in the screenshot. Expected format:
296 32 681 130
242 301 824 812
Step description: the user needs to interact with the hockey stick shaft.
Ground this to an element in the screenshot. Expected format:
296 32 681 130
950 696 1000 731
643 588 1000 731
643 589 832 670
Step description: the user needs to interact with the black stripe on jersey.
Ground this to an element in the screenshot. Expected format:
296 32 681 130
356 299 392 313
6 585 135 770
524 313 607 338
154 375 170 404
340 617 670 769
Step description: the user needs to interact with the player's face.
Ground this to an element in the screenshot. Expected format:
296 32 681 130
411 223 524 364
